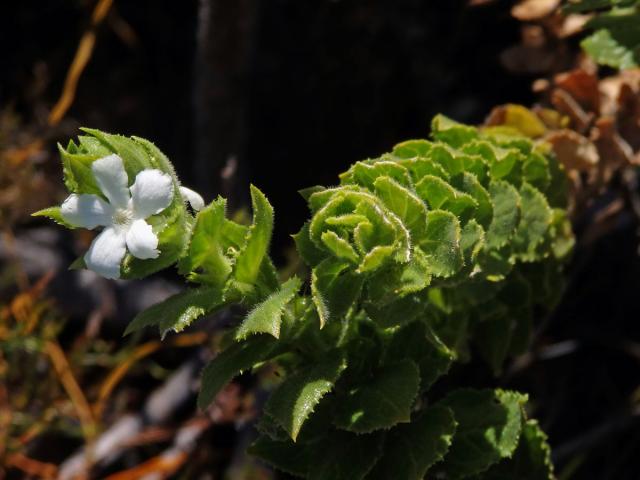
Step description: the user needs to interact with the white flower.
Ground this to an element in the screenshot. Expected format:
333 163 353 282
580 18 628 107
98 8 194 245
61 154 174 279
179 186 205 211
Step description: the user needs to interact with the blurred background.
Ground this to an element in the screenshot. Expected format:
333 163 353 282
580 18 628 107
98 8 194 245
1 0 639 478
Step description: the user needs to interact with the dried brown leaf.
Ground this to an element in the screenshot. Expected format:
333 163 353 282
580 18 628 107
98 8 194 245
512 0 560 21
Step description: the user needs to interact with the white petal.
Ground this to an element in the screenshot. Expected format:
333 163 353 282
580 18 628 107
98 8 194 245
91 154 130 208
84 227 127 279
179 186 205 211
125 219 159 259
130 169 174 219
61 194 114 229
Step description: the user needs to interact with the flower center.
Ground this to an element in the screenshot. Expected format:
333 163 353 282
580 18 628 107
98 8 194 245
112 208 133 227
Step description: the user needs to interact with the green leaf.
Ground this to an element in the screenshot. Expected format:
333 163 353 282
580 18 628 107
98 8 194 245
431 114 479 147
512 183 552 261
523 152 551 192
486 180 521 249
235 277 302 340
478 420 554 480
124 286 223 337
367 405 457 480
582 17 640 69
438 389 527 479
233 185 274 290
415 175 478 220
248 435 312 477
373 176 427 238
321 230 359 263
80 128 151 176
345 161 412 189
310 430 384 480
473 309 514 376
391 139 433 158
357 245 395 274
312 259 363 327
265 355 347 441
460 219 486 265
293 221 327 266
453 172 493 228
420 210 464 278
31 206 75 228
178 197 233 287
335 359 420 433
197 335 277 409
385 321 453 391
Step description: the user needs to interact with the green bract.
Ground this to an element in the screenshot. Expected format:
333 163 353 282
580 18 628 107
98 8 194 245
39 115 572 479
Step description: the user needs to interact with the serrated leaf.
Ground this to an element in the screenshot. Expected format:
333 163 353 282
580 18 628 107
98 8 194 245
523 152 551 192
367 405 457 480
431 114 479 147
385 320 453 390
235 277 302 340
365 248 432 305
321 230 359 263
265 355 347 441
124 286 223 337
391 139 433 158
460 219 486 265
232 185 274 290
80 128 151 176
486 181 520 249
178 197 233 287
477 420 554 480
373 176 427 238
453 172 493 228
31 206 75 228
293 221 327 266
334 359 420 433
415 175 477 220
312 259 363 327
357 245 395 273
402 157 450 182
420 210 464 278
197 334 277 409
512 183 552 261
59 147 103 195
310 430 384 480
438 389 527 479
582 27 639 70
346 161 412 189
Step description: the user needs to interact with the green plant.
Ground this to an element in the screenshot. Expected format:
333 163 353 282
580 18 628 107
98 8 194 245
565 0 640 69
36 114 573 479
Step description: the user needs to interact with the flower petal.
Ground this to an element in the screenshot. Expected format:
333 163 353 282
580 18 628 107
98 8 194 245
61 194 114 229
84 226 127 279
91 154 130 208
125 219 160 259
179 186 205 211
130 169 174 219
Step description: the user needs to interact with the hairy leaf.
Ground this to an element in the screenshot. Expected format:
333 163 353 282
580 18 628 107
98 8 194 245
335 359 420 433
367 405 457 480
235 277 302 340
124 286 223 337
265 355 347 441
197 335 277 409
439 389 527 478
